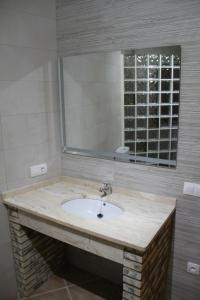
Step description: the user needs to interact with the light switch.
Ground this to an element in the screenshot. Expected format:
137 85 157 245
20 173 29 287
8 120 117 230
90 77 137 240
30 163 47 178
187 262 200 275
183 182 200 197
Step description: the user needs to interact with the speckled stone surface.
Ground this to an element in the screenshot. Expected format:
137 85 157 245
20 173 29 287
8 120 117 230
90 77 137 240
3 176 176 251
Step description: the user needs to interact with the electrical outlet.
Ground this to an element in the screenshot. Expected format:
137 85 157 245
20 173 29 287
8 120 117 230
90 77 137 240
30 163 47 178
187 262 200 275
183 182 200 197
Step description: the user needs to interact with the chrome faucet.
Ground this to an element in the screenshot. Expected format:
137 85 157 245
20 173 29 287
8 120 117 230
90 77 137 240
99 182 112 198
97 183 112 219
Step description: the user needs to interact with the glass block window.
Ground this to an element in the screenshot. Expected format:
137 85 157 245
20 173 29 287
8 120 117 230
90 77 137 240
123 46 181 168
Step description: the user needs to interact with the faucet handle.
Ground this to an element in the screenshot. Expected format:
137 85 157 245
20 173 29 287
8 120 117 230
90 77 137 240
99 182 112 194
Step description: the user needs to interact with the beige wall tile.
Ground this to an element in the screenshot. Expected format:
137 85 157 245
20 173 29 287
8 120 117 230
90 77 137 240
57 1 200 300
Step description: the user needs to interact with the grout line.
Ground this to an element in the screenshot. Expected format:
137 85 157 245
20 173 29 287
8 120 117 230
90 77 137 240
21 286 67 299
0 114 9 191
0 79 57 83
0 42 56 53
63 278 68 286
66 286 73 300
0 5 56 21
65 276 101 288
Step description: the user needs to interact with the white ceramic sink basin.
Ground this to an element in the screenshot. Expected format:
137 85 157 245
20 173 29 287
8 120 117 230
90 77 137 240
62 198 123 220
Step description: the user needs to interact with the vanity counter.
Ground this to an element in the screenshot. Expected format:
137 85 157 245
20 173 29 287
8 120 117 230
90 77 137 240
3 176 176 252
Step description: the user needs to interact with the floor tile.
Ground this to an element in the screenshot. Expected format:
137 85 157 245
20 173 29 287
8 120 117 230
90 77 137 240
69 285 105 300
29 289 70 300
59 264 98 287
69 278 122 300
23 266 122 300
32 274 65 295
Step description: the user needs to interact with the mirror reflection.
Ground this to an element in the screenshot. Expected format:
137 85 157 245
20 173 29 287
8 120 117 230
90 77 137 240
60 46 181 168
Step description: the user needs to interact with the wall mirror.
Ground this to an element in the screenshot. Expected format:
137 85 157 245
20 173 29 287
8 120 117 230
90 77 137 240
59 46 181 168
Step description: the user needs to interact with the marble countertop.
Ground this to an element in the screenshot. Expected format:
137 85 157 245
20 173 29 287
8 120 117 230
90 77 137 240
3 176 176 252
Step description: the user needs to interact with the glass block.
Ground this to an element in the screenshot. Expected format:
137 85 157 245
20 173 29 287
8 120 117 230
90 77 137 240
123 48 180 166
148 152 158 158
162 55 171 66
136 142 147 152
149 106 159 116
149 142 158 151
125 81 135 92
161 68 171 79
172 129 178 138
171 141 177 150
137 130 147 140
160 141 170 151
137 118 147 128
173 81 180 91
137 94 147 104
124 68 135 79
170 152 177 160
149 54 159 65
149 81 159 91
149 118 159 128
137 81 147 92
137 54 147 66
173 93 179 103
135 153 146 158
125 106 135 116
149 130 159 139
161 106 170 116
172 105 179 115
174 69 180 78
149 68 159 79
137 81 147 91
149 93 159 103
125 142 135 152
172 117 178 126
174 55 180 66
159 152 169 160
160 129 170 139
137 68 147 78
125 131 135 141
124 94 135 105
161 118 170 127
125 119 135 129
161 81 171 91
137 106 147 116
161 93 171 103
124 55 135 67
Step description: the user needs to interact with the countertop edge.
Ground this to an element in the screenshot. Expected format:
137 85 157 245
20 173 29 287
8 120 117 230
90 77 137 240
2 175 176 253
3 200 149 252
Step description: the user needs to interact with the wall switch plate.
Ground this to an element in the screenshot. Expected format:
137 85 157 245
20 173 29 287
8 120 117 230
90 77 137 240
187 262 200 275
183 182 200 197
30 163 47 178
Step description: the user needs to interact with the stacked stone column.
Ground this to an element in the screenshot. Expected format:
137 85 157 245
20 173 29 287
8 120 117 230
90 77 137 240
8 208 65 298
122 214 174 300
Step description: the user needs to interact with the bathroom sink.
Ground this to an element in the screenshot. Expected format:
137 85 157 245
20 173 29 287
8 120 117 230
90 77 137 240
62 198 123 220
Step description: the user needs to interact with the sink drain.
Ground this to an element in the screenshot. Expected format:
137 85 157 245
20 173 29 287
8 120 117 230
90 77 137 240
97 213 103 218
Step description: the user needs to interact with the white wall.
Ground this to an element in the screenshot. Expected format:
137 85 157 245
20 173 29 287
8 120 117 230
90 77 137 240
63 51 123 152
0 1 59 299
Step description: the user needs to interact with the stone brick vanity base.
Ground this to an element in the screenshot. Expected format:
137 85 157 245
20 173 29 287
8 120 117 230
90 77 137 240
8 206 174 299
122 215 174 300
8 208 65 298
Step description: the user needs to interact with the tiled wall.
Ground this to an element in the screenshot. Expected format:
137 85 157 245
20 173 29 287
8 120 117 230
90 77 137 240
0 1 59 299
57 1 200 299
